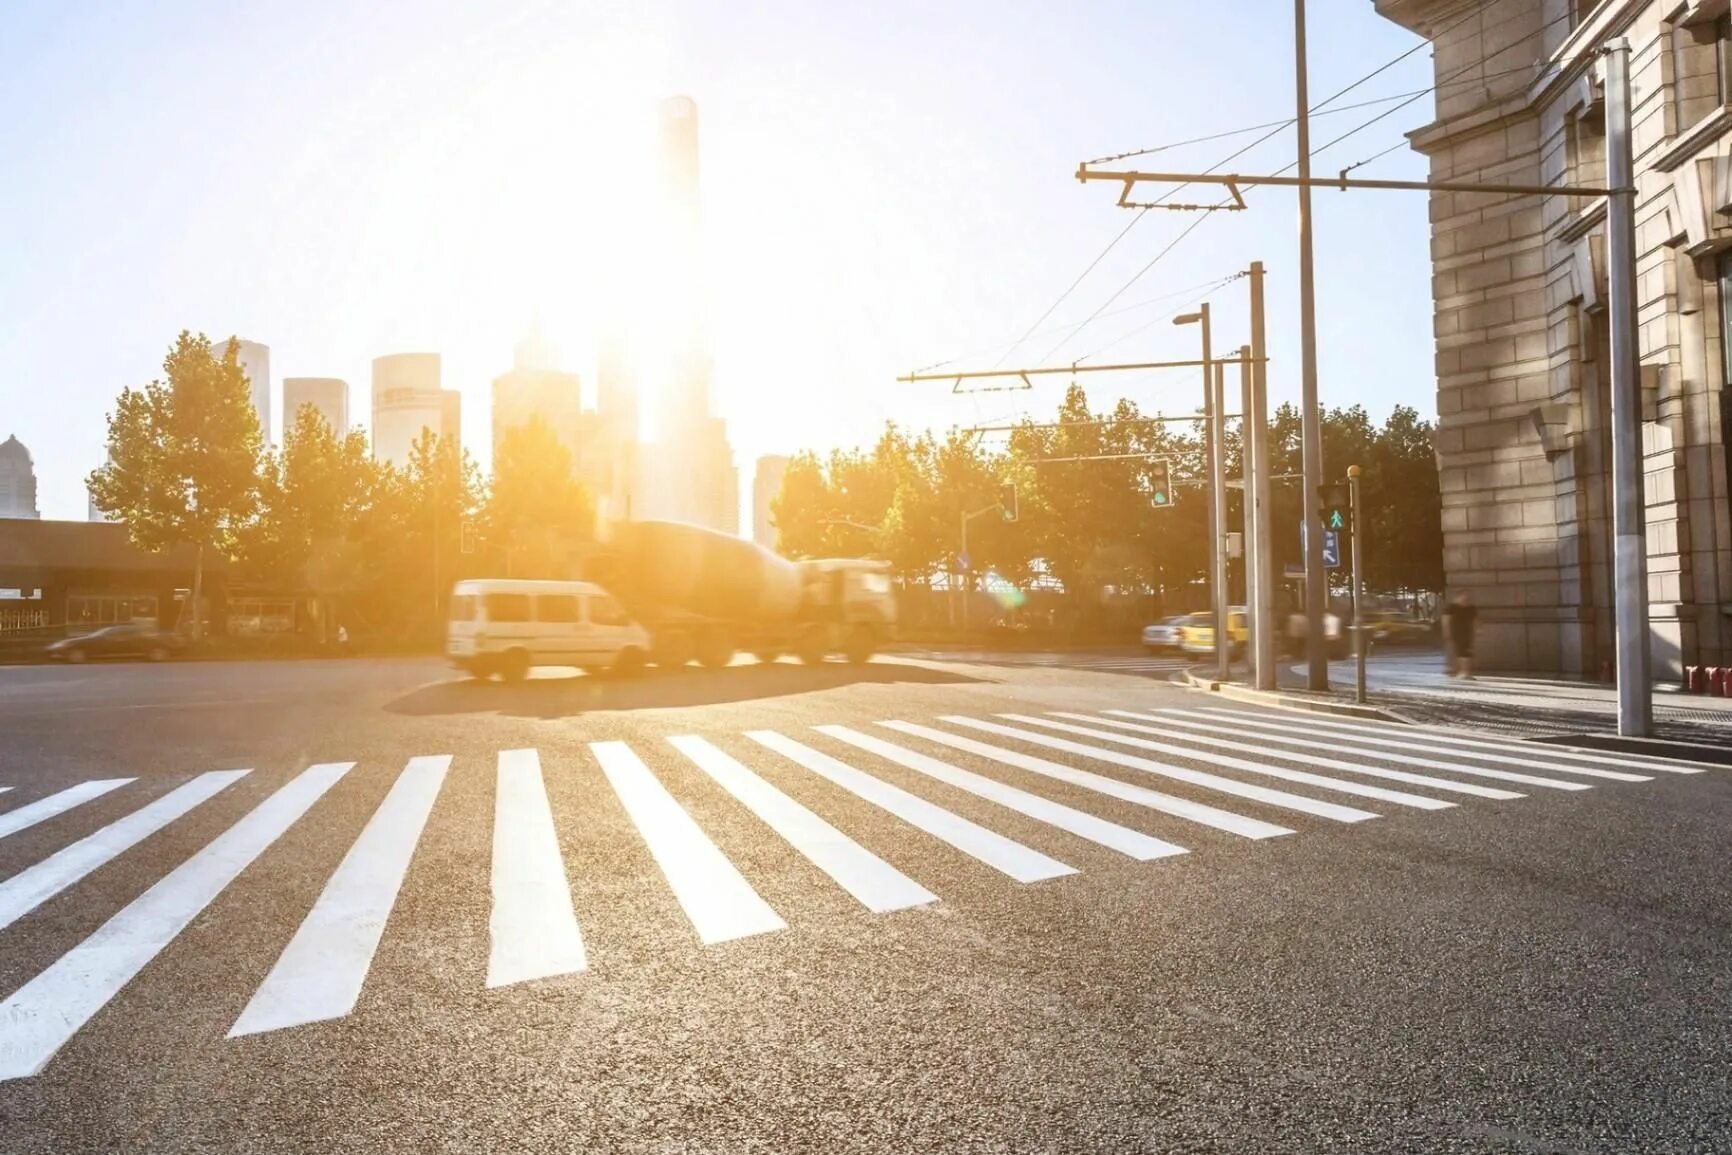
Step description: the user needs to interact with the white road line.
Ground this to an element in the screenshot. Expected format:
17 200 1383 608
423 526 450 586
876 721 1291 840
747 731 1076 883
1194 705 1711 776
0 770 250 933
1059 713 1524 801
940 717 1379 824
0 761 352 1082
1002 714 1452 812
594 741 786 944
0 779 134 840
1179 710 1645 783
230 755 450 1037
817 725 1188 861
0 788 10 795
1132 710 1589 792
669 735 935 914
487 749 586 988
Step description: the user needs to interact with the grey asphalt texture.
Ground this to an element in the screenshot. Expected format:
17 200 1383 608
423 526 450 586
0 654 1727 1154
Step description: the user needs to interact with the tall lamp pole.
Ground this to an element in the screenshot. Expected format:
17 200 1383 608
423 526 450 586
1294 0 1328 690
1174 304 1227 681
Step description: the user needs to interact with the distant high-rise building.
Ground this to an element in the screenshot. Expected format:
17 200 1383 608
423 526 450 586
282 377 349 437
439 389 462 455
753 455 791 549
213 337 271 444
371 353 443 467
492 333 582 463
0 436 40 520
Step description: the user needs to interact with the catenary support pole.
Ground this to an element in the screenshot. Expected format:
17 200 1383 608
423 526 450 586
1239 344 1258 688
1210 358 1230 682
1248 263 1276 690
1605 40 1652 736
1294 0 1328 690
1348 465 1366 705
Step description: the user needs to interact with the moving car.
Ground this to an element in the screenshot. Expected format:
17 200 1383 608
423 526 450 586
448 579 652 682
1140 615 1188 654
45 623 184 663
1180 608 1249 656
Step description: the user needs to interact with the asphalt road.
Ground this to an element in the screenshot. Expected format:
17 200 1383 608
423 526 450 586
0 653 1727 1154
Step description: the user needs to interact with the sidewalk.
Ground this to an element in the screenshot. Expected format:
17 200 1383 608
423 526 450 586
1268 649 1732 744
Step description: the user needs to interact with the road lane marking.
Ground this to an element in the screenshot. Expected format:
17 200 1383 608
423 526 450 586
1132 711 1588 792
1000 714 1452 812
747 731 1075 883
0 761 352 1082
876 721 1291 840
487 749 586 988
0 788 10 795
1180 710 1636 783
668 736 935 914
817 725 1188 861
0 771 250 933
1195 706 1707 776
1058 713 1524 801
0 779 134 840
939 717 1379 824
230 755 450 1037
594 741 786 944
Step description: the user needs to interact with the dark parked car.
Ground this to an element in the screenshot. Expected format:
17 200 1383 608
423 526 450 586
45 623 185 663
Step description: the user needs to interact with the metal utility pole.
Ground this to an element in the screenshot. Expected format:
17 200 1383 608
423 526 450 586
1605 40 1653 736
1347 464 1366 705
959 502 1003 633
1294 0 1328 690
1247 263 1276 690
1210 359 1230 681
1238 345 1258 685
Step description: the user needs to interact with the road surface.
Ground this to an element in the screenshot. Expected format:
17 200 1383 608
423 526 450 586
0 653 1726 1153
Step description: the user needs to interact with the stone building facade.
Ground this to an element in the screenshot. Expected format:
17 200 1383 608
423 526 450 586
1377 0 1732 678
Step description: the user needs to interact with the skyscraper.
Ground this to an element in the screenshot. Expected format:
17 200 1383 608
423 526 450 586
0 436 40 520
282 377 349 437
753 455 791 549
439 389 462 455
213 337 271 445
371 353 443 467
492 330 583 462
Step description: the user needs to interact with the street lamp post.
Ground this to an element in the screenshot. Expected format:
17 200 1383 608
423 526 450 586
1175 304 1228 682
1347 464 1366 705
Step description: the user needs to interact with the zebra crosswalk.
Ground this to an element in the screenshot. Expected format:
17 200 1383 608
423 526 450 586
0 704 1710 1081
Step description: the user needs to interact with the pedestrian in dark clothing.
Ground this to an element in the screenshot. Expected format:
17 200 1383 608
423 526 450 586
1443 591 1477 679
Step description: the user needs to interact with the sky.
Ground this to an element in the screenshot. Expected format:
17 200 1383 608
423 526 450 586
0 0 1438 522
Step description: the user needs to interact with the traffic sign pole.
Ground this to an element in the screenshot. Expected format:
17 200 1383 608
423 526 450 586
1348 466 1366 705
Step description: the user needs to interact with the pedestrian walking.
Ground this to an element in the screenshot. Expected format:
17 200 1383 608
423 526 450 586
1443 591 1477 679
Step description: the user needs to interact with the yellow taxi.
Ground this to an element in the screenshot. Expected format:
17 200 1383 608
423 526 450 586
1180 607 1249 655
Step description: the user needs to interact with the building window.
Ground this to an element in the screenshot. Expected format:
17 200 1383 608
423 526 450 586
225 597 296 637
66 593 158 632
1674 16 1732 134
1718 252 1732 386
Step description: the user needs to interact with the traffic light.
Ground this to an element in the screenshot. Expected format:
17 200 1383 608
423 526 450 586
998 482 1018 522
1318 481 1351 532
1149 459 1173 509
460 520 478 555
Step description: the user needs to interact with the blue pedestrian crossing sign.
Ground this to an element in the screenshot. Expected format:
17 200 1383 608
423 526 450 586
1322 531 1340 569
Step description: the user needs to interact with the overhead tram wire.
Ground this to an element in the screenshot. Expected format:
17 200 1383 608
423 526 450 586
1045 1 1571 360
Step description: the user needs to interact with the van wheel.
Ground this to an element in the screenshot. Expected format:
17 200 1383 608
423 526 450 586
499 649 531 683
613 647 646 677
696 630 735 669
844 625 875 664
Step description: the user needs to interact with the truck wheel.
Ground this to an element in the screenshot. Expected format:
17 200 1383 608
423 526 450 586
696 631 735 670
499 649 530 683
652 631 693 670
795 627 828 665
753 649 782 664
844 625 875 664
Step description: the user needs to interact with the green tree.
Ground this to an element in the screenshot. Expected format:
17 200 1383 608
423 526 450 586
485 417 596 576
240 404 378 589
88 332 265 638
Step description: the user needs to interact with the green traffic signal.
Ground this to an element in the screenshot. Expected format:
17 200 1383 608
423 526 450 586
1149 459 1173 509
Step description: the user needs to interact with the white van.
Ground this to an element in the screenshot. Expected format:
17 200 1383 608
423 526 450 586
447 579 651 682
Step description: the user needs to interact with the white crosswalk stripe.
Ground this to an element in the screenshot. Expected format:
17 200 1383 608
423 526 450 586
939 716 1380 824
0 778 134 840
1071 714 1525 800
1194 706 1710 776
669 735 936 914
0 761 352 1082
1002 714 1454 811
816 725 1189 861
1136 710 1593 792
748 730 1076 883
487 749 586 988
230 755 449 1037
876 721 1292 840
596 740 787 945
0 770 249 933
1176 710 1647 782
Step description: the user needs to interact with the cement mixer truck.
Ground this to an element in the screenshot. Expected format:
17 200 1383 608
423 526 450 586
583 520 895 669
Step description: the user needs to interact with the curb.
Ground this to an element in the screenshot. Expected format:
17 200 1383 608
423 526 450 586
1177 670 1411 724
1529 733 1732 766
